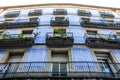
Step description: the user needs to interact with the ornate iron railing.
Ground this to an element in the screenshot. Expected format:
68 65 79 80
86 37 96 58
0 33 35 48
0 16 40 29
81 18 120 29
0 62 119 79
46 32 74 47
85 33 120 48
53 9 67 15
77 10 92 17
50 17 69 26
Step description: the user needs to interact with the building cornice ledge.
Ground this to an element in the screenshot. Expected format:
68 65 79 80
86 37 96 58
0 3 119 10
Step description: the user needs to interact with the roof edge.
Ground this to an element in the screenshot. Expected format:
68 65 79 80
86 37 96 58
0 3 119 10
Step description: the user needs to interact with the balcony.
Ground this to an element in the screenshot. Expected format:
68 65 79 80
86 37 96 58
50 17 69 26
0 62 120 79
100 12 114 18
53 9 67 15
4 11 20 21
46 32 74 47
0 18 39 29
77 9 92 17
85 33 120 49
81 18 120 29
0 34 34 48
28 9 42 22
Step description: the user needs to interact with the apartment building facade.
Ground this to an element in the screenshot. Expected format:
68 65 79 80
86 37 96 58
0 4 120 80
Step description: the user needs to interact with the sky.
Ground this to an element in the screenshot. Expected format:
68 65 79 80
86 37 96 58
0 0 120 8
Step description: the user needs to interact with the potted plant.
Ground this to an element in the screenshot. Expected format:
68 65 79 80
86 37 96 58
2 33 11 39
54 29 63 37
21 36 29 41
98 35 108 42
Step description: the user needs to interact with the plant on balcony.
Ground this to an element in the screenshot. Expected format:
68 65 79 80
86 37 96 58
98 35 108 42
21 36 29 41
54 29 63 37
33 31 40 38
46 32 73 47
63 35 68 38
54 29 63 33
17 33 33 41
17 33 23 38
53 29 70 39
0 37 3 40
2 33 11 39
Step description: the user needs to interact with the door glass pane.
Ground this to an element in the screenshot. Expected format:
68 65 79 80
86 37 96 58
60 63 67 76
52 63 59 76
97 59 110 72
7 54 23 72
96 53 111 73
8 55 22 62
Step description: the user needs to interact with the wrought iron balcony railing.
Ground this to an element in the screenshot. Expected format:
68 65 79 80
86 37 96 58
28 9 42 22
53 9 67 15
50 17 69 26
77 10 92 17
0 62 120 79
85 33 120 49
0 17 39 29
4 11 20 21
28 9 42 16
81 18 120 29
100 12 115 18
46 32 74 47
0 34 35 48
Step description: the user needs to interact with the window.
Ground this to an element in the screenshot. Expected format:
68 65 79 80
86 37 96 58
94 51 116 75
22 29 33 37
116 32 120 39
7 52 23 62
53 9 67 15
22 30 33 34
86 30 98 39
116 32 120 35
51 50 68 76
4 51 24 73
55 17 66 21
4 11 20 21
0 31 3 34
86 30 97 34
0 30 3 36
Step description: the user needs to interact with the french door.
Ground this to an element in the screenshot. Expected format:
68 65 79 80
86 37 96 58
51 52 68 76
